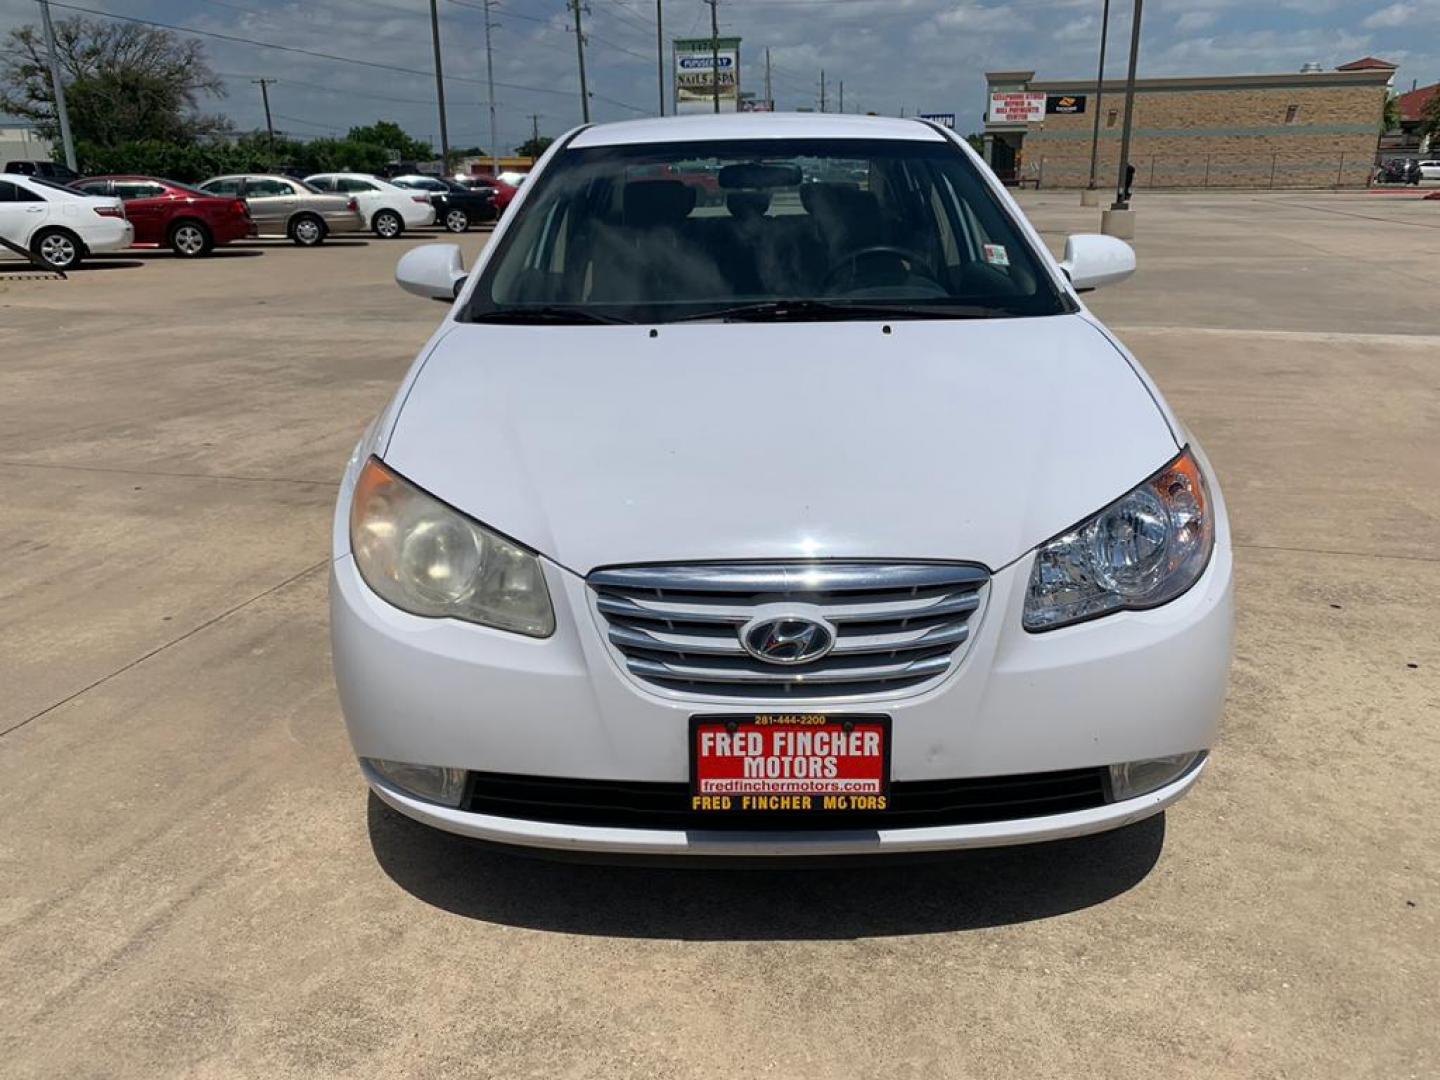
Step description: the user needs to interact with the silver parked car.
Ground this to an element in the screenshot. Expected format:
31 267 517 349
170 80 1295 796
196 174 364 246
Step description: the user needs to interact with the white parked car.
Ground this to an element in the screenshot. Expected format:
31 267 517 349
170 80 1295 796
0 173 132 270
331 114 1234 859
1417 160 1440 181
304 172 434 238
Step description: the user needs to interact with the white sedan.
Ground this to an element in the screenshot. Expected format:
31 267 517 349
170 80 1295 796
304 172 434 238
331 113 1234 859
0 173 132 270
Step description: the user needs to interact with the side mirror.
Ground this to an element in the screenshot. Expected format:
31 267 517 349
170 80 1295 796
396 243 467 302
1059 234 1135 292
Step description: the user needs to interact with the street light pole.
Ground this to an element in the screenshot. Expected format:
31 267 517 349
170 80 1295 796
655 0 665 115
571 0 590 123
37 0 76 173
1086 0 1111 191
428 0 451 173
707 0 720 113
252 78 276 156
482 0 498 174
1111 0 1144 210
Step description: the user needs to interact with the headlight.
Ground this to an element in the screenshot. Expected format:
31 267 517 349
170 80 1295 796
349 456 555 637
1024 448 1215 631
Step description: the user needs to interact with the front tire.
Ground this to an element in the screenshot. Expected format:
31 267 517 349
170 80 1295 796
168 220 213 258
373 209 404 239
290 214 326 246
32 227 83 271
443 207 470 233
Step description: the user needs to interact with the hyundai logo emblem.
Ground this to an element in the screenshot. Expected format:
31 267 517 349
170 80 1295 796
739 614 836 665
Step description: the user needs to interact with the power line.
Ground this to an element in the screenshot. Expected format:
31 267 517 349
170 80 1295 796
40 0 613 104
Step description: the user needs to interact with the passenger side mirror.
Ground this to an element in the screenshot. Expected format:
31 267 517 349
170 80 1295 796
1059 234 1135 292
396 243 467 302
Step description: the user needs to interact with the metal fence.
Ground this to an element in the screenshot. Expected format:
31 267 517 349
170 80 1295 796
1024 151 1377 190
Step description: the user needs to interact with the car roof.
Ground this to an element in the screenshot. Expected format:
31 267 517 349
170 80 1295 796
567 112 947 149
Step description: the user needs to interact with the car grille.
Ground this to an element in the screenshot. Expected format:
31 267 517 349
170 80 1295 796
588 562 989 700
462 768 1109 830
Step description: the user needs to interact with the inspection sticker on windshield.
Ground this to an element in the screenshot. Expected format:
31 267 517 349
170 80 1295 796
982 243 1010 267
690 714 891 814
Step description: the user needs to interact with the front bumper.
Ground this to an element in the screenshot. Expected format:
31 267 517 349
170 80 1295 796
331 520 1233 854
365 755 1207 856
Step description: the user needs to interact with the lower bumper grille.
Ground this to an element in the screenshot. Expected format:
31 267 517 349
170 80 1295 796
462 768 1109 831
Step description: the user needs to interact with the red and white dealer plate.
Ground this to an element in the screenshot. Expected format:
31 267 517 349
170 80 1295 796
689 713 892 815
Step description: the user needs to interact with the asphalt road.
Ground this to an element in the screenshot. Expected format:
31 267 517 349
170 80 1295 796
2 192 1437 1079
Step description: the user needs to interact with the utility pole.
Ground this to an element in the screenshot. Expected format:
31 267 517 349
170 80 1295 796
1086 0 1111 192
838 80 844 113
655 0 664 115
37 0 76 173
252 78 276 155
1111 0 1143 211
482 0 498 173
529 113 541 148
706 0 720 113
571 0 590 123
764 47 772 110
819 68 826 113
428 0 451 172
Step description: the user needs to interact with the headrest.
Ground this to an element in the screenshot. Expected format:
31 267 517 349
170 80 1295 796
726 191 771 221
623 180 697 227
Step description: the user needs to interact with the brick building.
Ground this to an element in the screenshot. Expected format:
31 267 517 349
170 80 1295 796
983 61 1394 190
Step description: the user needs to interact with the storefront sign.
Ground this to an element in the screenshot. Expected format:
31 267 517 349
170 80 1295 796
674 37 742 114
1046 94 1087 114
988 92 1046 123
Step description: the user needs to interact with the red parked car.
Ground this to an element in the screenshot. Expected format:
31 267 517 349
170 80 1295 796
456 172 519 212
68 175 253 257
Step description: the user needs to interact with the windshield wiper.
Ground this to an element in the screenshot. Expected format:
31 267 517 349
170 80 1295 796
472 305 635 325
669 299 1004 323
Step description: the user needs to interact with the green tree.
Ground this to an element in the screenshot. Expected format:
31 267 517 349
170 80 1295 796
514 135 554 158
1381 93 1400 134
964 131 985 154
345 120 433 161
1421 87 1440 141
0 16 229 147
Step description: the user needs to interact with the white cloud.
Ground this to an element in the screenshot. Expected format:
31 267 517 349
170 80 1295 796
1176 11 1220 32
1363 3 1415 28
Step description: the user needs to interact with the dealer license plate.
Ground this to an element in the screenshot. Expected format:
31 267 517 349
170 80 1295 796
689 714 891 815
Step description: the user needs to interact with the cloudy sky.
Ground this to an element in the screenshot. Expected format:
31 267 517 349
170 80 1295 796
2 0 1435 152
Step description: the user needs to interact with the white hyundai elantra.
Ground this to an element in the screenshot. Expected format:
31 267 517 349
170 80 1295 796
330 113 1233 858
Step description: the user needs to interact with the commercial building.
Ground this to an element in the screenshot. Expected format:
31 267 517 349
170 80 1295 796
0 116 52 167
983 60 1394 190
1380 80 1438 161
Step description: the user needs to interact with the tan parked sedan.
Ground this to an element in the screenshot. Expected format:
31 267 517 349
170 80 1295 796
197 174 364 246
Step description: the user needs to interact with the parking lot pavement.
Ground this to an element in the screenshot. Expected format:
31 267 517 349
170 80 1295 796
1 197 1436 1079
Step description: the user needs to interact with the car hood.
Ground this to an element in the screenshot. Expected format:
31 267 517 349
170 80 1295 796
382 314 1178 573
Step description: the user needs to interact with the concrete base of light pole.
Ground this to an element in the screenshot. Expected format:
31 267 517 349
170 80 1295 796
1101 207 1135 238
1080 187 1101 206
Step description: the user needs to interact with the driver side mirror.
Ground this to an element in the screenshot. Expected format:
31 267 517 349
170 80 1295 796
1059 234 1135 292
396 243 467 302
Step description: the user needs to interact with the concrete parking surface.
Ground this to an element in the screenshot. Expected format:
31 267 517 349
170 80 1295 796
2 193 1437 1079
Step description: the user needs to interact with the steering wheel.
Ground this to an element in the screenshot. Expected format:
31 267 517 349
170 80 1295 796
821 245 941 292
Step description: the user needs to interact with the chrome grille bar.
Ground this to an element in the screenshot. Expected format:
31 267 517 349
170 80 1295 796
589 561 989 700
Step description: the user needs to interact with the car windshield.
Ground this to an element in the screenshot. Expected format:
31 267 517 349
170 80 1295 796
464 137 1072 324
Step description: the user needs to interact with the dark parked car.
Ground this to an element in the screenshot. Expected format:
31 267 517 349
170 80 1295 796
69 175 253 257
453 172 519 213
389 174 497 232
5 159 82 184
